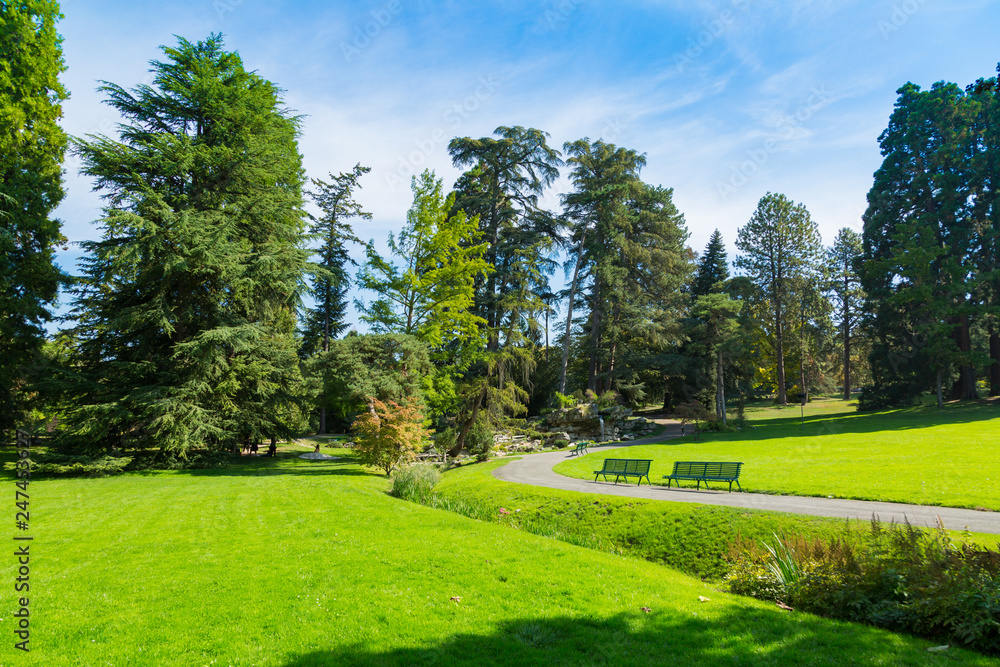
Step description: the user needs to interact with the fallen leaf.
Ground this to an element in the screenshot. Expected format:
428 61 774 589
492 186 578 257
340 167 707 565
776 601 794 611
640 607 651 613
450 596 461 603
698 596 710 603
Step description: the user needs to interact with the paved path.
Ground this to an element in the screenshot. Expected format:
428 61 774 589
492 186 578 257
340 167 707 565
493 420 1000 535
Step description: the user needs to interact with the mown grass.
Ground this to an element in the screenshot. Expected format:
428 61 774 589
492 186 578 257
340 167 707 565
2 450 993 665
557 398 1000 510
434 458 997 578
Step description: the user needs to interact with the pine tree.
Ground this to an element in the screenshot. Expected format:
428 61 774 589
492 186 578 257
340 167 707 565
735 193 822 405
64 35 309 455
0 0 68 435
692 229 729 297
301 163 369 359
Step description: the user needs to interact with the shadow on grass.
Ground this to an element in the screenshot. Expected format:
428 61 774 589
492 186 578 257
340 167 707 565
279 608 967 667
169 453 379 478
635 400 1000 449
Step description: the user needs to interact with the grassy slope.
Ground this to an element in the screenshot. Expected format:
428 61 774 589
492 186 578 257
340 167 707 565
2 451 993 666
557 398 1000 510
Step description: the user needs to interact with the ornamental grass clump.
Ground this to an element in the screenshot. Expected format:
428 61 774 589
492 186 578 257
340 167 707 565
725 520 1000 655
390 464 440 504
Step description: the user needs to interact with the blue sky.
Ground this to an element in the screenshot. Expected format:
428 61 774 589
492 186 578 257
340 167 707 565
50 0 1000 327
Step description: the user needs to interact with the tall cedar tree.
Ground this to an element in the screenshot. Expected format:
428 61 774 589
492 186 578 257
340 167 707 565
448 126 562 351
303 164 368 434
65 35 309 455
826 228 865 399
0 0 68 435
861 82 979 407
735 192 822 405
692 229 729 296
448 127 561 449
969 69 1000 395
561 139 691 396
301 163 369 358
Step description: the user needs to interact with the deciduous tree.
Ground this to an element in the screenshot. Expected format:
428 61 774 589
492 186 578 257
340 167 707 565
0 0 69 435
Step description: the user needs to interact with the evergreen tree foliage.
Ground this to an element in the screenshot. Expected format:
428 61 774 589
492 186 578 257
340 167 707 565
63 35 309 455
309 332 431 431
692 229 729 297
300 163 369 358
860 81 980 407
690 292 742 422
560 139 692 398
735 192 822 405
0 0 69 435
448 126 563 351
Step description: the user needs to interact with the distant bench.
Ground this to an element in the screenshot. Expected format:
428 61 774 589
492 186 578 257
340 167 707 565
594 458 652 486
569 441 592 456
663 461 743 492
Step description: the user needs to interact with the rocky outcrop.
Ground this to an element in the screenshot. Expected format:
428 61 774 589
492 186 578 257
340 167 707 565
535 403 657 442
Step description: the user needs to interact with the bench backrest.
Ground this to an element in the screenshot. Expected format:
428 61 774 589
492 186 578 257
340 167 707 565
671 461 742 478
599 459 629 474
623 459 651 475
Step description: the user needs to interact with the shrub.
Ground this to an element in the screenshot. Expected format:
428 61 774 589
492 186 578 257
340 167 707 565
29 452 133 477
726 521 1000 655
465 419 494 462
351 397 430 475
554 392 576 409
551 439 569 449
390 465 439 504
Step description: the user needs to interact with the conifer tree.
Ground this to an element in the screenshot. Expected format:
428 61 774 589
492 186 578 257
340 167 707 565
736 193 822 405
64 35 309 455
301 164 369 359
692 229 729 297
0 0 68 435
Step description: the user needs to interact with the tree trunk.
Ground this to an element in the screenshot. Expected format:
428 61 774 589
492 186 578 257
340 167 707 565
716 349 726 424
587 277 602 392
949 315 977 400
990 331 1000 397
558 235 587 394
775 294 787 405
454 385 487 455
843 276 851 400
936 368 944 409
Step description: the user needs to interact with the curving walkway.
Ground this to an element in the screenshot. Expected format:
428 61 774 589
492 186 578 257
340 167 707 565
493 420 1000 535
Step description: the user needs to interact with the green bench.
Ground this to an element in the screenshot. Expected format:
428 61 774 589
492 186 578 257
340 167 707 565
663 461 743 492
569 441 591 456
594 458 652 486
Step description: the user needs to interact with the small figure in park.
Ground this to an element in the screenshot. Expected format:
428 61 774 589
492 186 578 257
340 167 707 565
267 442 277 457
250 441 258 456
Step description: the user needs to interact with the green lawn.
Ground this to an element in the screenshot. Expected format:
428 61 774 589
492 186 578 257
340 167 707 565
556 398 1000 510
2 449 992 665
